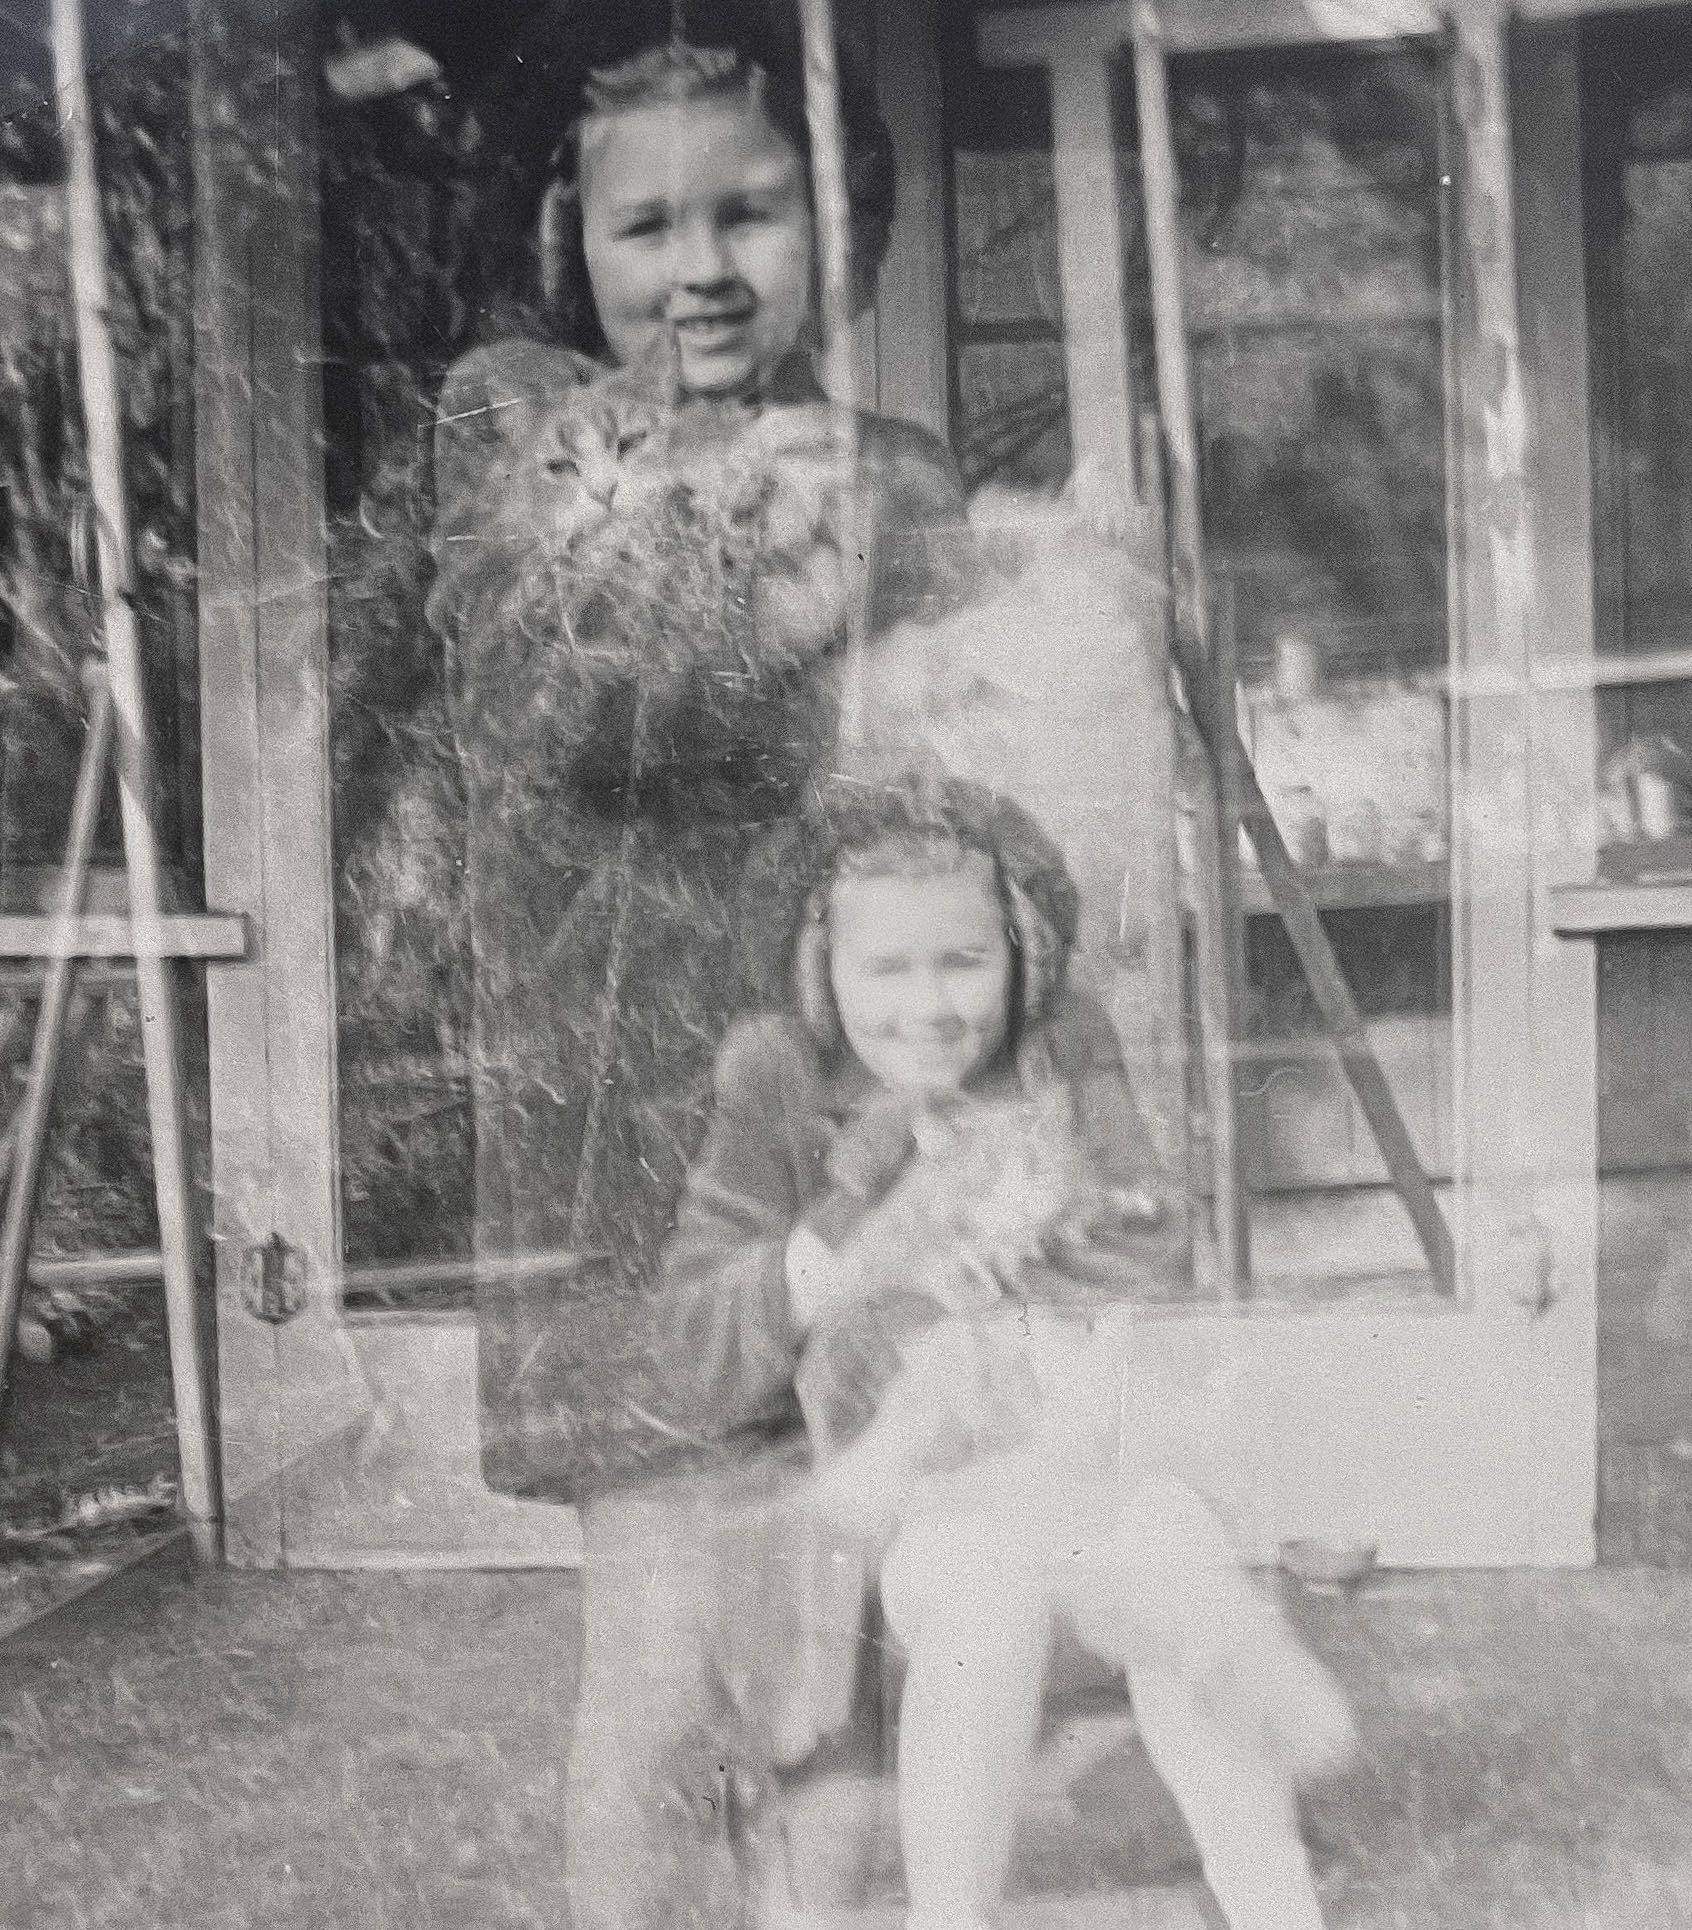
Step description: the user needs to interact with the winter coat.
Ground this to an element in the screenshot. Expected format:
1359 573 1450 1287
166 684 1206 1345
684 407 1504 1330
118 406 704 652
659 992 1185 1457
426 339 975 1500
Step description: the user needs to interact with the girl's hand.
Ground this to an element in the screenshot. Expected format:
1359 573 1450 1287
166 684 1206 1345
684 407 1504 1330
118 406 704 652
825 1091 923 1203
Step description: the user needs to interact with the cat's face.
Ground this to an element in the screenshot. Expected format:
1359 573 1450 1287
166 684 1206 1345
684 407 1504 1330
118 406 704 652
524 360 678 539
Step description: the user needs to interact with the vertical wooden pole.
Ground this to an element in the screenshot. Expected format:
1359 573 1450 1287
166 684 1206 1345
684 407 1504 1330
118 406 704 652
49 0 220 1557
1512 22 1598 1546
1213 579 1258 1211
1129 2 1250 1291
797 0 874 751
1447 1 1546 1316
796 0 876 1739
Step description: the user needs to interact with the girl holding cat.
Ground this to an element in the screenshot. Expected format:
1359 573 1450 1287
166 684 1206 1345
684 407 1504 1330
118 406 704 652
429 8 973 1500
426 11 980 1930
662 771 1354 1930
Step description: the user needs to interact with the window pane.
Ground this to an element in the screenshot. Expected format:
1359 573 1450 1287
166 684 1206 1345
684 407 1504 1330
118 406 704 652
1193 319 1446 675
954 339 1071 492
947 64 1062 331
321 90 479 1289
1617 147 1692 658
1124 39 1449 678
952 147 1063 331
1589 26 1692 961
1127 41 1455 1295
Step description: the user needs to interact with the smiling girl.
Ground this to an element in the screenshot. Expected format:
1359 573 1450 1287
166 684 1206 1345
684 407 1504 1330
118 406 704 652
429 18 976 1505
422 20 985 1930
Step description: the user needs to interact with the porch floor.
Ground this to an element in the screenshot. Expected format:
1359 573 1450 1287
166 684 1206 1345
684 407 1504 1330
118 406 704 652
3 1548 1692 1929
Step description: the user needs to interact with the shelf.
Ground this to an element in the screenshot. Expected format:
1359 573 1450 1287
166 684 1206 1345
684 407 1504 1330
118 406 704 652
1238 859 1449 916
1551 884 1692 935
1549 842 1692 935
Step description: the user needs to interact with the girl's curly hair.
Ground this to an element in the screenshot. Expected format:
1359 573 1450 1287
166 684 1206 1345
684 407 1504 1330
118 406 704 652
467 0 895 348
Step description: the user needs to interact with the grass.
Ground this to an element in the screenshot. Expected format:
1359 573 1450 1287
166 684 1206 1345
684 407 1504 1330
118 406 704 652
1 1301 179 1643
2 1559 1692 1928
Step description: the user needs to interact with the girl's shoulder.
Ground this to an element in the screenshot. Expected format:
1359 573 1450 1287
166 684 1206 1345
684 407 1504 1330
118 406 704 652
711 1011 826 1108
856 410 967 517
1019 985 1130 1084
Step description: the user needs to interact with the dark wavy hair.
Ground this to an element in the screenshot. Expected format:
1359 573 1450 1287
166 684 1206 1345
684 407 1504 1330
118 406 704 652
468 0 896 350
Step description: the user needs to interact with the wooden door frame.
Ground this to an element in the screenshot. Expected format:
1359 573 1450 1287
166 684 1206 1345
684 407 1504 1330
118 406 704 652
193 0 1611 1568
194 0 581 1567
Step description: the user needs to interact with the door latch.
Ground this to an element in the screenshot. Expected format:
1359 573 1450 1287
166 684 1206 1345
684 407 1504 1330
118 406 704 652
241 1233 306 1325
1503 1213 1556 1318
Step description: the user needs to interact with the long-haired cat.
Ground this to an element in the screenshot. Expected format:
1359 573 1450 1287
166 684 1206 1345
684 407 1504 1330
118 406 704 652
482 335 849 667
794 1085 1164 1523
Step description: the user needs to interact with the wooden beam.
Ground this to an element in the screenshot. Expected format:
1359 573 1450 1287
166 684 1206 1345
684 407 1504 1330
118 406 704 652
980 0 1439 62
870 0 949 438
27 1248 163 1289
978 0 1690 60
1550 882 1692 936
977 4 1139 504
192 0 284 1566
1445 0 1549 1316
194 0 361 1567
0 913 248 958
1129 11 1250 1290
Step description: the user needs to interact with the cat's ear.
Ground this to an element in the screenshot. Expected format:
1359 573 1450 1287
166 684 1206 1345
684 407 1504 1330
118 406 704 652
556 348 604 390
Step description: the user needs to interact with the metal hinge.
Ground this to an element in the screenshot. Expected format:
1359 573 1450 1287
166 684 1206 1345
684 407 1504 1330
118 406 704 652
241 1234 306 1325
1504 1212 1557 1318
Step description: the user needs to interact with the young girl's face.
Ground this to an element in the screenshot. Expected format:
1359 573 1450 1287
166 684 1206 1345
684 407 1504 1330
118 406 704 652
828 857 1014 1095
579 88 814 399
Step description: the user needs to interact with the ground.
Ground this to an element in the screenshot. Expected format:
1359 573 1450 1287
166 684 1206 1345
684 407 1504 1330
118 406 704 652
0 1300 179 1640
3 1552 1692 1930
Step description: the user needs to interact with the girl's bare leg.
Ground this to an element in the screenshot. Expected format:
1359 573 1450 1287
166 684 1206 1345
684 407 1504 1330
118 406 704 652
1063 1478 1336 1930
1126 1669 1325 1930
879 1500 1051 1930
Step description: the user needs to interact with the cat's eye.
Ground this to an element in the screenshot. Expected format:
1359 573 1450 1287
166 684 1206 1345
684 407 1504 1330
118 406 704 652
543 452 578 477
616 427 651 457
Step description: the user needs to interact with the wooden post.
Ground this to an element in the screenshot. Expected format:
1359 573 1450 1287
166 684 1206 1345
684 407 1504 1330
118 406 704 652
869 0 948 438
1129 5 1250 1290
1212 578 1257 1231
977 5 1140 503
797 0 880 1739
1445 1 1549 1315
798 0 875 750
49 0 220 1556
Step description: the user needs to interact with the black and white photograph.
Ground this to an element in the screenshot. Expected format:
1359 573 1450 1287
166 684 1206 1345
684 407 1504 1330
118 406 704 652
1 0 1691 1924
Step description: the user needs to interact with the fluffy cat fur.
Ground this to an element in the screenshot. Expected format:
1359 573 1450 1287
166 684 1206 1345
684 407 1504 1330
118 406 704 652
794 1087 1159 1484
467 337 847 678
